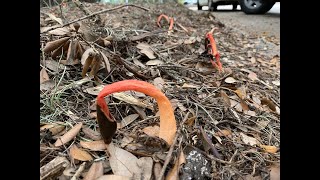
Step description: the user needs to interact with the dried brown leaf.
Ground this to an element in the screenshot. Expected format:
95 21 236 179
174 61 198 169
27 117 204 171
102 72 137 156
54 123 83 147
133 58 146 68
185 116 196 127
250 57 256 64
40 25 60 33
214 129 232 137
40 156 70 179
69 145 93 161
136 157 153 180
43 37 70 53
153 77 165 91
234 86 246 100
82 126 102 141
184 37 196 44
66 39 76 65
261 98 276 111
244 110 256 116
137 43 156 59
243 175 262 180
40 68 50 84
182 83 198 89
270 164 280 180
52 40 70 59
240 99 249 112
107 142 140 178
220 91 231 107
142 125 160 137
49 27 70 36
84 85 103 96
113 92 154 110
119 114 140 129
45 60 67 72
81 48 95 65
46 13 64 25
80 140 107 151
40 80 55 91
224 77 237 84
83 161 104 180
166 150 186 180
146 60 164 65
153 162 162 180
248 72 258 81
41 124 65 135
89 112 97 119
141 49 156 59
240 133 258 146
259 144 278 153
272 80 280 86
120 136 134 148
101 52 111 73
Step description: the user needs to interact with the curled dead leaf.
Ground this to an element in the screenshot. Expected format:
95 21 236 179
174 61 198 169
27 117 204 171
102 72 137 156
40 68 50 84
225 77 237 84
153 77 165 91
182 83 198 89
54 123 83 147
107 142 140 178
214 129 232 137
166 149 186 180
220 91 231 107
82 126 102 141
80 140 107 151
40 124 65 135
146 60 164 65
261 98 276 111
85 85 104 96
43 37 70 53
101 52 111 73
83 161 104 180
46 13 64 25
142 126 160 137
49 27 70 36
81 48 95 65
234 86 247 100
69 145 93 161
119 114 139 129
240 133 258 146
137 43 156 59
259 144 278 153
270 164 280 180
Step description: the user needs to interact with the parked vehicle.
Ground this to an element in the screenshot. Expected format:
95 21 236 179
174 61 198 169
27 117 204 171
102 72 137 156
197 0 279 14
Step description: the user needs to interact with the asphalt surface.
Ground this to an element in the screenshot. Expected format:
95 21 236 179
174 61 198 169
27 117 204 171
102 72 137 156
188 3 280 40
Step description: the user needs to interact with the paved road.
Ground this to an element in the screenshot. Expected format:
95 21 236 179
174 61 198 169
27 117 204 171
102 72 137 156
188 3 280 40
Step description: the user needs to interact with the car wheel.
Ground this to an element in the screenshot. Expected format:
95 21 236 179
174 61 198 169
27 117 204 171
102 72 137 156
197 0 202 10
232 3 238 10
239 0 275 14
209 1 217 11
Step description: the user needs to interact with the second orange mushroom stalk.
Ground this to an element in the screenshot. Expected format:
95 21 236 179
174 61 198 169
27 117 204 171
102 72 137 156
205 30 223 72
96 80 177 146
157 14 174 31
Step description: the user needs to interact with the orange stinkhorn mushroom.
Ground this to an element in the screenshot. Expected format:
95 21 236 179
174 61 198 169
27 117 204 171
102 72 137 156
205 28 223 73
157 14 174 31
96 80 177 146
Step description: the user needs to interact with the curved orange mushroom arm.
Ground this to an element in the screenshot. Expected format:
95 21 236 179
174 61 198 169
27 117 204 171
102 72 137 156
96 80 177 145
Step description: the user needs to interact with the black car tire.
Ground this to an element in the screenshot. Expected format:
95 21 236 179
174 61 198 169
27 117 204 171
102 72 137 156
239 0 275 14
232 3 238 10
197 1 203 10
